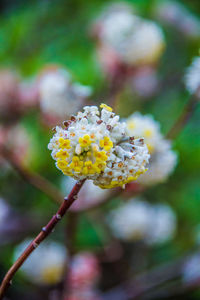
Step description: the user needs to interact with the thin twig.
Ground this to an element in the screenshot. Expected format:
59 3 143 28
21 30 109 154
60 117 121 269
0 145 63 205
0 179 85 300
166 94 198 140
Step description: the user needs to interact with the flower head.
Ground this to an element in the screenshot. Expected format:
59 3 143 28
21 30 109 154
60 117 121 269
48 104 150 188
38 67 92 123
108 198 176 244
108 199 152 241
126 112 177 185
93 4 165 67
185 56 200 98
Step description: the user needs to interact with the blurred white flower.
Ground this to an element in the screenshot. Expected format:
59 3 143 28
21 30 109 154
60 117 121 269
93 4 165 67
182 254 200 283
138 140 177 185
120 20 165 66
108 198 176 245
126 113 177 185
146 203 176 245
126 112 163 154
185 56 200 98
62 177 110 211
39 68 92 122
155 1 200 39
107 199 152 241
13 239 67 285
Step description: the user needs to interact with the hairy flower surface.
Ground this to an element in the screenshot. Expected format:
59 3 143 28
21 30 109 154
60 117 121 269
108 199 176 244
126 112 177 185
48 104 150 188
14 240 66 285
185 56 200 98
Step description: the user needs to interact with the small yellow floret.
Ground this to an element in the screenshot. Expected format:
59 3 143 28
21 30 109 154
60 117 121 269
95 159 106 172
100 103 113 112
56 149 69 159
59 138 71 149
100 136 113 151
57 159 68 170
79 134 92 148
70 156 84 172
83 161 98 175
94 150 108 161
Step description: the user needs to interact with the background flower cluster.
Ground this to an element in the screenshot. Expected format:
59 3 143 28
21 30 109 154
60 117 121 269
0 0 200 300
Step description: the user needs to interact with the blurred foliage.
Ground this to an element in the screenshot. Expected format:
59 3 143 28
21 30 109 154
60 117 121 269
0 0 200 299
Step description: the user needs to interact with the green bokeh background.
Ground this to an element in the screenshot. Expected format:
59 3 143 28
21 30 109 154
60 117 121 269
0 0 200 299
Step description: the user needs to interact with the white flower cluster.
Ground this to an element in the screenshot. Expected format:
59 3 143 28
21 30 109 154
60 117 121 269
185 56 200 98
13 239 66 285
126 112 177 185
155 1 200 39
48 104 150 189
39 68 92 120
94 3 165 66
108 199 176 245
62 177 110 211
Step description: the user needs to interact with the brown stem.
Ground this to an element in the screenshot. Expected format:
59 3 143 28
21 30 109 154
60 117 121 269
166 94 198 140
0 179 85 300
0 145 63 205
